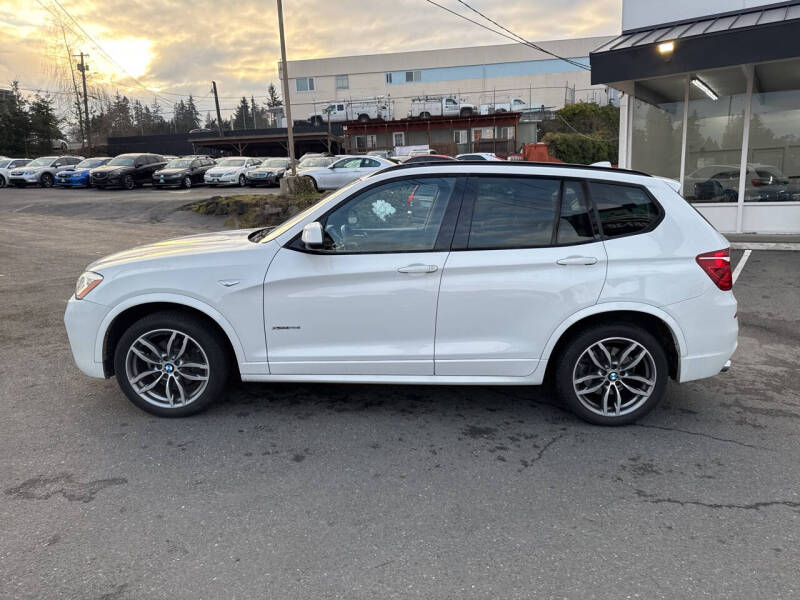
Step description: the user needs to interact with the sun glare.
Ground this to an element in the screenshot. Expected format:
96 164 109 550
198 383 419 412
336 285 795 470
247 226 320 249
99 37 153 79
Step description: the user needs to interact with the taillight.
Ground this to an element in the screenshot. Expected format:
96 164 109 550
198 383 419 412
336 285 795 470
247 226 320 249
696 248 732 291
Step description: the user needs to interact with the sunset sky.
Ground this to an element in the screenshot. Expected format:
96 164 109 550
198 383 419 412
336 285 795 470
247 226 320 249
0 0 621 120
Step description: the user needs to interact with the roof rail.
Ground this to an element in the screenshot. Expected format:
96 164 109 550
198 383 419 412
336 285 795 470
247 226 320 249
381 160 651 177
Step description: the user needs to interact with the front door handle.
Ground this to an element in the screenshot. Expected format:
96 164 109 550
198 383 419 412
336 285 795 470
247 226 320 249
557 256 598 266
397 264 438 274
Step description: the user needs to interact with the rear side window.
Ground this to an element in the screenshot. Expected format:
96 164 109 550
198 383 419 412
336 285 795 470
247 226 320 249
468 177 560 249
558 181 594 244
590 182 660 238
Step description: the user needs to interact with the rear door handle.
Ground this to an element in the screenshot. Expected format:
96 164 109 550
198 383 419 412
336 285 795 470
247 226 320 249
557 256 598 266
397 264 438 273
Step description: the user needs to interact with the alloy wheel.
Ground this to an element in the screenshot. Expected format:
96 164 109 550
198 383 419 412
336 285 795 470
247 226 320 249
124 328 210 409
572 337 657 418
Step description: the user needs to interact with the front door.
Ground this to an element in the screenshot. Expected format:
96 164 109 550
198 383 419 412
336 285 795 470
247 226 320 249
264 176 463 375
435 176 607 377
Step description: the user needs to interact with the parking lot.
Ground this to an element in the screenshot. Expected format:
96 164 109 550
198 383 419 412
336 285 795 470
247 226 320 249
1 186 799 599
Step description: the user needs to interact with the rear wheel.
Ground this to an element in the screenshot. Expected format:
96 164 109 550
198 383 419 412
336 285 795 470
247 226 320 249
357 114 370 122
460 107 473 117
114 311 230 417
302 175 319 192
554 323 668 425
419 111 431 119
40 172 54 188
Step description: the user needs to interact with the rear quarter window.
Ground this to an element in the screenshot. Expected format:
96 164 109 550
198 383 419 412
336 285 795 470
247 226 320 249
590 182 660 238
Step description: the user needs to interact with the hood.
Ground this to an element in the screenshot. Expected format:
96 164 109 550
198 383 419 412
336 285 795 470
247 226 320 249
92 164 131 174
57 169 88 176
20 165 52 172
206 166 238 175
251 166 285 173
154 168 188 176
88 229 261 272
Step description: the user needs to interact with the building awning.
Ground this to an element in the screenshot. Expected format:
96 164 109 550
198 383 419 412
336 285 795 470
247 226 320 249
591 2 800 84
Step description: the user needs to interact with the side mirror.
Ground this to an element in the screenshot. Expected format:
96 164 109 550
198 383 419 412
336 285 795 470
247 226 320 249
301 222 324 248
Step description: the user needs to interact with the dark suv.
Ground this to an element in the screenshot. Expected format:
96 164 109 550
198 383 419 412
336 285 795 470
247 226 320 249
91 153 167 190
153 156 215 189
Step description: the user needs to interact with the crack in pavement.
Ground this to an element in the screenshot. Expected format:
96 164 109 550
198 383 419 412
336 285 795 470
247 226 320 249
634 423 766 450
519 433 565 470
635 489 800 512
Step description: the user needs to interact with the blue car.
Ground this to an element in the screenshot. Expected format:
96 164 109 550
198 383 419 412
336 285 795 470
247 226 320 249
55 157 112 187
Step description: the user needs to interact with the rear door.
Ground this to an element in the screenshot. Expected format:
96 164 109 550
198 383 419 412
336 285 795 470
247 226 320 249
435 176 607 377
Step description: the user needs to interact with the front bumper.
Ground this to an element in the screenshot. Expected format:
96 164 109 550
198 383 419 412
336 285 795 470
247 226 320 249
64 296 111 378
246 173 276 185
91 176 122 187
205 174 238 185
154 177 182 187
9 174 40 184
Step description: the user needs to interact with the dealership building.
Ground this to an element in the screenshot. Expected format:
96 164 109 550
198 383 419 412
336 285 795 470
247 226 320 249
592 0 800 234
282 36 616 121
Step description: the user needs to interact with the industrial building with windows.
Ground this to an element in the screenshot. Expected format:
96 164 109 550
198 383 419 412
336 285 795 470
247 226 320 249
282 36 617 122
592 0 800 234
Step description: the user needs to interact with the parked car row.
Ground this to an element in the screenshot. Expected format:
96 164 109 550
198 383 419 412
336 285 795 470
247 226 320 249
1 150 508 193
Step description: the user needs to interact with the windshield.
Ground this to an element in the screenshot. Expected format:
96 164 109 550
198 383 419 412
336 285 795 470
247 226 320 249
0 160 9 168
28 156 57 167
108 156 135 166
166 159 192 168
262 159 289 168
298 157 332 168
76 158 107 168
217 158 246 167
258 178 364 244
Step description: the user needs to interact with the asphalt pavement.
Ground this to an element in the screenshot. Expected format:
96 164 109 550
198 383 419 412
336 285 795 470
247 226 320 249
1 186 799 599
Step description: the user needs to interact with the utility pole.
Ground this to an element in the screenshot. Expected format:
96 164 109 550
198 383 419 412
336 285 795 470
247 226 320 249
327 107 332 153
75 52 92 155
277 0 296 176
212 81 223 136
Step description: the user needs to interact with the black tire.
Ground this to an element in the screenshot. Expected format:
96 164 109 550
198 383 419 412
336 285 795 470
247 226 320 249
554 323 668 426
122 174 135 190
0 174 5 188
40 172 54 188
113 310 231 417
357 114 370 122
238 174 246 187
182 176 192 189
460 107 473 117
420 111 430 119
302 175 319 192
310 116 323 126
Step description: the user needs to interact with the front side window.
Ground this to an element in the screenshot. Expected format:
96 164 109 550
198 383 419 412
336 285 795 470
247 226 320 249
590 182 660 238
333 158 362 169
467 177 560 249
335 74 349 89
317 177 458 253
295 77 315 92
361 158 381 168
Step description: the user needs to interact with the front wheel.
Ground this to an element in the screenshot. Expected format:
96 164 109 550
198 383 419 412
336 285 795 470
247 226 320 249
122 174 135 190
0 175 6 188
40 172 54 188
238 174 246 187
554 323 668 425
114 311 231 417
182 176 192 189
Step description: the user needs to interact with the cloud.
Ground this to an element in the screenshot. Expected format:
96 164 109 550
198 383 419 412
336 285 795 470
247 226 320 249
0 0 621 119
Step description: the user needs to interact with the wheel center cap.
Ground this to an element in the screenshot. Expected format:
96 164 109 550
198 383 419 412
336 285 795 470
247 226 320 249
608 372 619 381
164 363 175 373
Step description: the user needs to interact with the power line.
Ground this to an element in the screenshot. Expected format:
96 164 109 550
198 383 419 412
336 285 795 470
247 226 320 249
423 0 589 70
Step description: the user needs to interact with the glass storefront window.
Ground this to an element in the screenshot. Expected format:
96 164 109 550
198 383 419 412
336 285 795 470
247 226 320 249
746 77 800 202
631 78 684 180
682 68 747 203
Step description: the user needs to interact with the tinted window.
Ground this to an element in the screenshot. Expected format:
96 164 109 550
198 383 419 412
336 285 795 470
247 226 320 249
361 158 382 168
333 158 362 169
591 182 660 238
458 155 484 161
319 177 457 253
468 177 560 249
557 181 595 245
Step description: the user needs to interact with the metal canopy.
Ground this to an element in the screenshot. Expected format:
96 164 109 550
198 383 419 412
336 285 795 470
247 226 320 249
591 2 800 84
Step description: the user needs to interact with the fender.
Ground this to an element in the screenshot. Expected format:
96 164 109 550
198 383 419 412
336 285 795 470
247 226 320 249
93 292 248 366
538 301 688 367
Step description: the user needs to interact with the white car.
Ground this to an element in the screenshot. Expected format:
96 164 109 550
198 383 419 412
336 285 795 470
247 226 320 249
64 162 738 425
300 155 394 190
204 157 262 187
8 155 84 188
456 152 504 161
0 158 31 187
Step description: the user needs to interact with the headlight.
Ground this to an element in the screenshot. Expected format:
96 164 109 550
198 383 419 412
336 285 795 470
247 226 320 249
75 271 103 299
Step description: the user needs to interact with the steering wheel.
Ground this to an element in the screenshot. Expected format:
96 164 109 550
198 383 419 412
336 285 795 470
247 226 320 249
324 224 345 249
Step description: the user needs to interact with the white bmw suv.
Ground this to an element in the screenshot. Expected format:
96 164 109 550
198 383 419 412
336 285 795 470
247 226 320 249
64 162 737 424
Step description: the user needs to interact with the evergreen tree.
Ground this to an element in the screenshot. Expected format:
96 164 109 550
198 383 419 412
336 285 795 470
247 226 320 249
266 83 282 107
232 97 250 130
0 82 30 156
27 94 62 155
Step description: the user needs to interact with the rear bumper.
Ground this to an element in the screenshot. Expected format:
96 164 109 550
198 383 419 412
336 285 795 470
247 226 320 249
664 287 738 383
64 296 110 379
